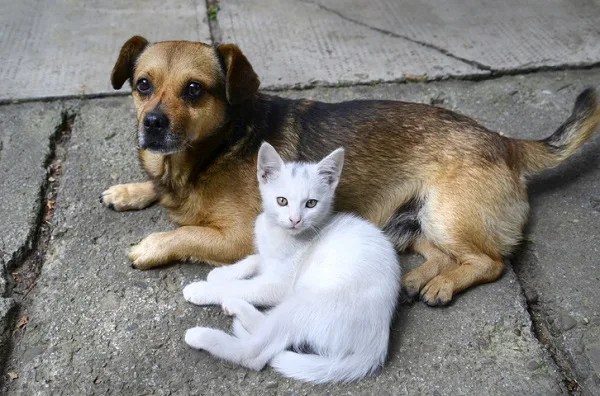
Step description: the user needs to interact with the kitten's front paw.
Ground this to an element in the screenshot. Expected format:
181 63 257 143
232 318 250 338
185 327 214 350
206 266 234 282
183 281 216 305
221 298 248 316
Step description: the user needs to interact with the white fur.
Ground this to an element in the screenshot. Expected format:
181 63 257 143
183 143 401 384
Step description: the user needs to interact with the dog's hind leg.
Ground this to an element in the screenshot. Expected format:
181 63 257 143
420 251 504 306
411 166 528 306
402 238 459 298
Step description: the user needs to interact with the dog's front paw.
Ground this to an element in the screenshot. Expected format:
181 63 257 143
183 281 217 305
185 327 215 350
100 183 156 211
129 232 173 270
420 275 454 306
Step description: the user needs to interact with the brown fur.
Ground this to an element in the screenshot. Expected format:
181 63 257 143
102 36 600 305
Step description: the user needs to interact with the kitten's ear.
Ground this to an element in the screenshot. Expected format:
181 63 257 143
257 142 284 183
318 147 345 187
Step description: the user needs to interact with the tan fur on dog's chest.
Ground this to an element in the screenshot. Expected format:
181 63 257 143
141 149 261 230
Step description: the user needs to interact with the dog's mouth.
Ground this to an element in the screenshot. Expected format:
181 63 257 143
138 130 183 155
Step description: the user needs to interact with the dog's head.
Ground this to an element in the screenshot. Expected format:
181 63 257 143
111 36 260 154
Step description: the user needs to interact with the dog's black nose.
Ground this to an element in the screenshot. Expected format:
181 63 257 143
143 111 169 131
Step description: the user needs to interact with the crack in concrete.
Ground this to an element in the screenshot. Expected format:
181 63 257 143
525 302 582 395
512 249 583 395
205 0 223 44
297 0 493 72
0 110 76 391
3 63 600 104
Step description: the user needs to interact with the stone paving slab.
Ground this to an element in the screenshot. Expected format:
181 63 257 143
5 73 595 394
515 105 600 393
0 0 211 102
215 0 486 89
215 0 600 89
292 0 600 72
0 102 64 361
3 0 600 100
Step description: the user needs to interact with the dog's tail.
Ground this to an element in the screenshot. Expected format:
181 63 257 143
516 88 600 175
270 351 382 384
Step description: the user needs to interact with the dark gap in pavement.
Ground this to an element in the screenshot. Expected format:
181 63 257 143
2 64 600 105
205 0 223 44
0 110 76 390
262 62 600 92
512 244 583 395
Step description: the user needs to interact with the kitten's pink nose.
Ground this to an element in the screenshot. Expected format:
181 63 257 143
289 216 302 226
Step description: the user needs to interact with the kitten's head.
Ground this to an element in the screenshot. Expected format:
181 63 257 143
257 143 345 235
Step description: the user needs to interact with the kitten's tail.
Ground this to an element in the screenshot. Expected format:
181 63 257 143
270 351 382 384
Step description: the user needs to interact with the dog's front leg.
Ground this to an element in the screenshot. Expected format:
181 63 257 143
129 225 252 270
101 181 157 211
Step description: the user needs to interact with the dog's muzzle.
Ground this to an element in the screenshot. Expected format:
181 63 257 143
139 110 181 154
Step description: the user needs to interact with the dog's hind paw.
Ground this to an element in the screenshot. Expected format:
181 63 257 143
420 275 454 306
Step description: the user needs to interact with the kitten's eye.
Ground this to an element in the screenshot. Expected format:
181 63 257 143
305 199 318 208
277 197 288 206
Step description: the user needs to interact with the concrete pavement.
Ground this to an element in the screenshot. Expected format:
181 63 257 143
2 70 600 395
2 0 600 100
1 0 600 395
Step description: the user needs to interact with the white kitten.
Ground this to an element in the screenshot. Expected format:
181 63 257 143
183 143 400 384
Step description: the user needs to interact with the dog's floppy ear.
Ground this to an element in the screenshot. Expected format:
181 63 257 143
111 36 149 90
217 44 260 105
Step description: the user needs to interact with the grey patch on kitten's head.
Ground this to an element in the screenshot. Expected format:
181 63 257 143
256 142 345 235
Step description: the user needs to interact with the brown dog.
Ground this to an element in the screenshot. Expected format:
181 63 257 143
101 35 600 306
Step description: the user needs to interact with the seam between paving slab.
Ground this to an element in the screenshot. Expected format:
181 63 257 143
513 242 585 395
526 300 582 394
514 268 581 395
4 62 600 106
0 111 76 390
205 0 223 43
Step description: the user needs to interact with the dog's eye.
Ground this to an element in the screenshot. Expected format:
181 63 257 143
305 199 318 208
184 82 204 100
136 78 152 95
